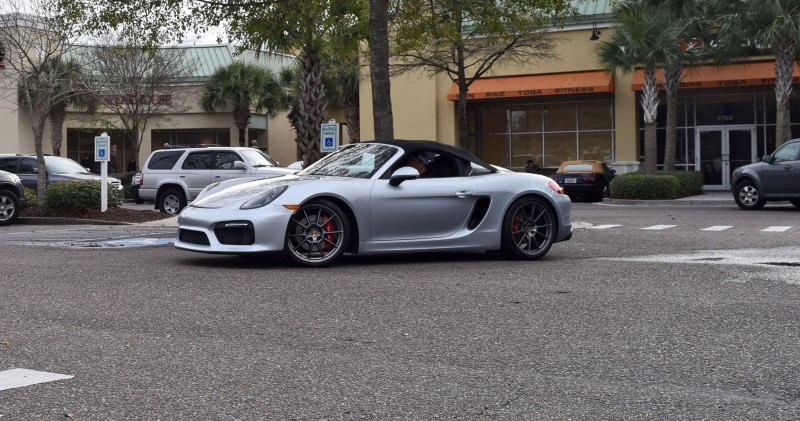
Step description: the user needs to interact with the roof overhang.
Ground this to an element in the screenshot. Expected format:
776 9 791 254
447 70 614 101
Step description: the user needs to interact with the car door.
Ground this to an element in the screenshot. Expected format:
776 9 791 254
760 141 800 195
178 151 214 200
369 175 478 241
17 158 40 189
211 151 248 183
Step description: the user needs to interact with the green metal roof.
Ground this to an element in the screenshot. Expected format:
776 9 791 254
161 44 297 82
572 0 612 18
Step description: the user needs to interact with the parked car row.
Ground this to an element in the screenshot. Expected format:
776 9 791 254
0 154 123 192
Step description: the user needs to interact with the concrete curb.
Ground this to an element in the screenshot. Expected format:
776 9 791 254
601 198 735 206
18 217 132 226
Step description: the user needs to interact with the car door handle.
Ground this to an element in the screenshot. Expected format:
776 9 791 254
214 175 221 178
455 189 473 198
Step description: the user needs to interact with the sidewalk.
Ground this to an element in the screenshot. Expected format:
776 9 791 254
602 191 736 206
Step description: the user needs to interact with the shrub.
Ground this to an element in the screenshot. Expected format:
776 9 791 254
662 171 703 197
43 180 123 214
23 187 38 208
610 173 679 199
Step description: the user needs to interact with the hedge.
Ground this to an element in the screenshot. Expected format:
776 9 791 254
609 171 704 200
43 180 123 214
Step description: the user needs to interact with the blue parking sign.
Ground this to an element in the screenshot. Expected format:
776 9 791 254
324 137 334 147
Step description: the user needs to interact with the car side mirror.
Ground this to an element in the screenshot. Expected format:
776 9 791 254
389 166 420 186
233 161 247 170
761 154 774 163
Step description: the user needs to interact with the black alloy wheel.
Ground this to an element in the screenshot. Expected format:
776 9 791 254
285 200 349 267
500 197 556 260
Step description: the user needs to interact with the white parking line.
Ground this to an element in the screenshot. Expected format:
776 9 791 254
762 226 792 232
589 224 622 230
702 226 733 231
0 368 73 391
641 225 677 230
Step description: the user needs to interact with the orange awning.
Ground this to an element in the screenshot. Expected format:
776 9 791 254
446 70 614 101
631 61 800 90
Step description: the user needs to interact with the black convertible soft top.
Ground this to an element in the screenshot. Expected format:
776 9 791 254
363 139 497 173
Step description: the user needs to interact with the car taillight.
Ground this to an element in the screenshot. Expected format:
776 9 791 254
138 176 143 187
584 174 595 182
548 179 565 195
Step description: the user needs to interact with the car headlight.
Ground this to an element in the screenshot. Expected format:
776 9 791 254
240 185 288 209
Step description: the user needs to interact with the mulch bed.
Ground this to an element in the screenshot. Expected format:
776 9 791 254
20 206 175 224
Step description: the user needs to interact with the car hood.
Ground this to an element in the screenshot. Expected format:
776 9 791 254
190 174 344 208
251 166 296 175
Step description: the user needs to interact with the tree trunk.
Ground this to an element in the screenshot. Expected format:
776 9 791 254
663 65 681 172
457 84 469 150
298 49 327 167
32 111 48 206
641 69 659 174
368 0 393 141
49 103 67 156
774 39 795 146
344 97 360 143
233 104 251 147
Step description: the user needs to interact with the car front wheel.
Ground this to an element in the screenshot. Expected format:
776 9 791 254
500 197 556 260
285 200 349 267
159 188 186 215
0 190 21 226
733 181 765 210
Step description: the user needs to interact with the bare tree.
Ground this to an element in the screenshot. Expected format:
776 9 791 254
78 35 194 164
0 0 83 203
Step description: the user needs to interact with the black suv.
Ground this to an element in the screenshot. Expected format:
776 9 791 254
0 169 25 225
731 138 800 210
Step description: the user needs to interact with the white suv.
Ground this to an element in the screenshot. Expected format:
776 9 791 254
137 147 296 214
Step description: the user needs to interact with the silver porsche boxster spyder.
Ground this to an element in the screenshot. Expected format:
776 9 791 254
175 139 572 266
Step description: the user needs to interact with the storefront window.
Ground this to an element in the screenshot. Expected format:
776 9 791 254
510 133 543 168
151 130 231 151
579 102 612 130
470 99 615 170
579 131 612 162
511 106 542 132
544 132 576 167
543 103 576 132
481 134 509 166
694 94 755 125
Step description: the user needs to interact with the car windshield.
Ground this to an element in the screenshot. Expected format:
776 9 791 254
238 149 280 167
562 164 594 172
302 143 398 178
45 156 92 174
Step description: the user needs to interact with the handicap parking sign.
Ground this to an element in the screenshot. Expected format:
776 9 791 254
320 121 339 152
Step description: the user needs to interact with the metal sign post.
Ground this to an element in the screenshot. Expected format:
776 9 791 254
320 119 339 153
94 132 110 212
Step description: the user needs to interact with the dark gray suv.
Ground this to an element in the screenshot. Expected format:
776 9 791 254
731 138 800 210
0 169 25 225
0 154 123 192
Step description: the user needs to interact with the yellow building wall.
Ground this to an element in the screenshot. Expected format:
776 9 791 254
359 26 641 163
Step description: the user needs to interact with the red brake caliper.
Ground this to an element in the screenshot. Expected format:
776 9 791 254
322 215 336 250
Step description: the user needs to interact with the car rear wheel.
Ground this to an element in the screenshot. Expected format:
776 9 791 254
285 200 349 267
500 197 556 260
733 181 765 210
0 190 20 226
159 188 186 215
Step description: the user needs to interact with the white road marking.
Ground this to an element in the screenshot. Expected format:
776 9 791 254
702 226 733 231
641 225 677 230
762 226 792 232
0 368 73 391
589 224 622 230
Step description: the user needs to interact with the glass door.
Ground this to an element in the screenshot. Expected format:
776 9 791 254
696 126 755 190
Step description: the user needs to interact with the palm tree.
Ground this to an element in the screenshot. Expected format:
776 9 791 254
645 0 709 171
46 59 96 157
18 57 95 157
596 0 687 174
717 0 800 146
201 62 283 146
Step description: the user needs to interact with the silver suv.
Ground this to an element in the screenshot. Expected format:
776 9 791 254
731 138 800 210
138 146 295 214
